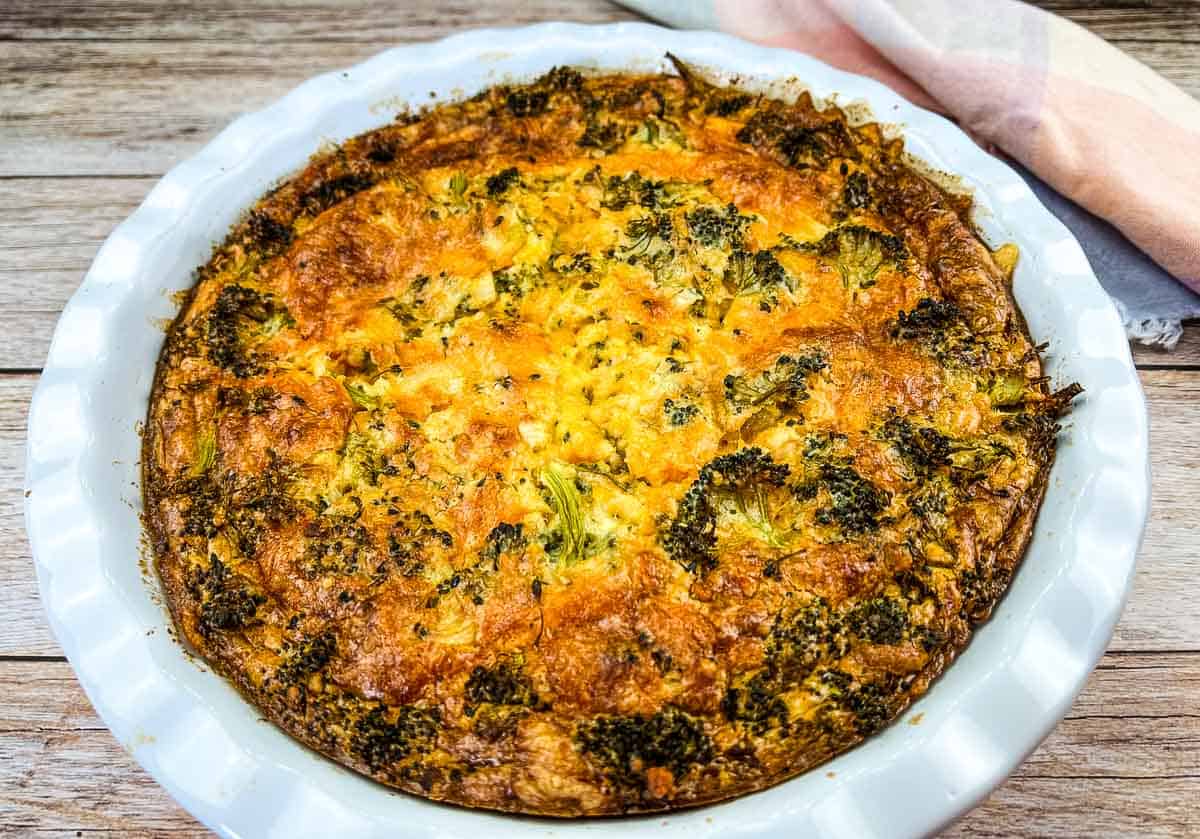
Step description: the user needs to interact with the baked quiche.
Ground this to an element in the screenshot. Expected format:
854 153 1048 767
143 62 1079 816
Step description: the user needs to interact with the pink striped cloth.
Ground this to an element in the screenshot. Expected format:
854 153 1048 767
621 0 1200 343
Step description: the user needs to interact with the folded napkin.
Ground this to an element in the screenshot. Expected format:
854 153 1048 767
620 0 1200 347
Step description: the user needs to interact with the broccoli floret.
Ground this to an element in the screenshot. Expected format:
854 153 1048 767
722 671 790 733
575 706 713 786
388 510 454 578
724 352 828 439
686 203 752 248
349 703 440 773
204 284 293 377
599 171 668 211
275 632 336 684
301 512 375 578
845 597 909 645
1001 382 1083 458
464 659 539 714
735 109 854 169
766 597 844 682
505 89 549 117
805 463 889 536
621 212 676 274
944 437 1015 486
186 555 267 637
245 209 293 256
480 522 527 567
725 352 828 413
341 431 399 486
722 248 790 298
815 670 896 737
536 66 584 91
879 413 951 477
485 166 521 198
662 447 792 572
889 297 985 366
216 385 277 416
663 397 700 427
624 212 674 251
299 173 375 216
492 264 544 298
579 118 626 152
814 225 907 291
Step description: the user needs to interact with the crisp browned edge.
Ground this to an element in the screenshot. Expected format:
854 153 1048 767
137 66 1059 818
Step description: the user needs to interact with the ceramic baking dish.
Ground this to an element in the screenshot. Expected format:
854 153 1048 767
24 22 1149 838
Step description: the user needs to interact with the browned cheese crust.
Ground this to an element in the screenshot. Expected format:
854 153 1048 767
143 65 1079 816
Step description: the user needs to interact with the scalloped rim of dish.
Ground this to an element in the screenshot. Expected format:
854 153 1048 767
25 22 1149 839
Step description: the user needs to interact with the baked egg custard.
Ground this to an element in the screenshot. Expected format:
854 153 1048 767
144 63 1079 815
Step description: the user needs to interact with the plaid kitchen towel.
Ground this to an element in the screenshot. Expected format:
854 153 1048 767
621 0 1200 346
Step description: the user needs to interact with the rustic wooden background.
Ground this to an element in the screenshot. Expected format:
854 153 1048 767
1 1 1197 835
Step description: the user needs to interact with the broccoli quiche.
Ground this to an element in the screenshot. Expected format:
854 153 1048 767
144 63 1079 816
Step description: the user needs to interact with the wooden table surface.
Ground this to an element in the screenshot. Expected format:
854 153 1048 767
1 1 1197 835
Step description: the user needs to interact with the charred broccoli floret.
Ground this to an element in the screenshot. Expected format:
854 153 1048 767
814 224 907 291
275 632 336 684
724 597 847 734
575 706 713 786
599 171 669 211
485 166 521 198
662 447 792 572
797 463 889 536
817 670 895 736
299 173 375 216
186 556 267 637
686 203 752 248
735 109 856 169
845 596 909 645
388 510 454 578
464 659 540 714
204 284 293 377
878 413 951 477
505 89 549 117
301 513 376 577
766 597 845 682
889 297 984 366
721 671 790 733
706 92 754 117
480 522 528 567
349 703 440 773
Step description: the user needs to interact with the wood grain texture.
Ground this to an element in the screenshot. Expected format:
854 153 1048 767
2 0 1198 835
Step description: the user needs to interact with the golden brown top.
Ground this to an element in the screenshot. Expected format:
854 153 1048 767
143 65 1077 815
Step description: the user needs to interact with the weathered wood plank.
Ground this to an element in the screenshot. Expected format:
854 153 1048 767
947 777 1200 838
1131 321 1200 368
1 654 1194 835
0 14 1195 178
0 0 1194 45
3 369 1199 656
0 0 642 42
2 174 1199 371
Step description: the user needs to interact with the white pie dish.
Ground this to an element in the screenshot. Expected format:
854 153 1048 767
24 21 1149 839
